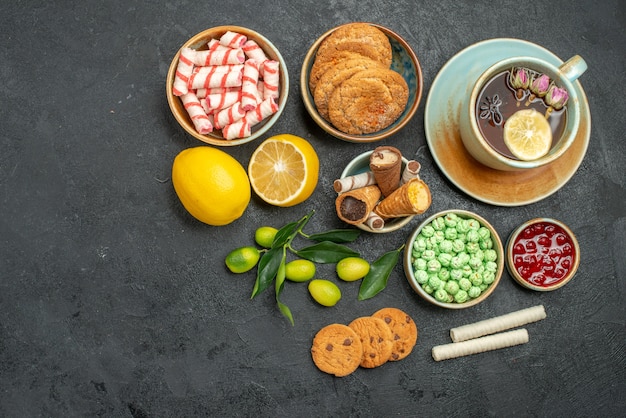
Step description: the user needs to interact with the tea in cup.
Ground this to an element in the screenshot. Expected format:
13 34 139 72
460 55 587 171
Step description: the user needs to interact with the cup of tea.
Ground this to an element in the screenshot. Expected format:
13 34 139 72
459 55 587 171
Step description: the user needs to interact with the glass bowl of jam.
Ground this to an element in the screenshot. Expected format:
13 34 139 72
506 218 580 291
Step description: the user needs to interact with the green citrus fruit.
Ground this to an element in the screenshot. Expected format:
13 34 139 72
254 226 278 248
285 259 316 282
225 246 261 273
308 279 341 307
336 257 370 282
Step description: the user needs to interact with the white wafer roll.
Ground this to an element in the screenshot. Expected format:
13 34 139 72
333 171 377 193
450 305 546 343
432 329 529 361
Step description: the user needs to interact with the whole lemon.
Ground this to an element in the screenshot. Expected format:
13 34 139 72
172 146 250 226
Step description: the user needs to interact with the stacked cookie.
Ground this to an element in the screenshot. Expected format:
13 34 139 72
311 307 418 377
309 23 409 135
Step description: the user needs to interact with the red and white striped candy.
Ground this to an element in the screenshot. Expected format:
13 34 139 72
242 40 268 64
241 59 260 111
219 31 247 49
213 102 246 129
191 48 245 66
205 90 242 113
195 87 238 99
261 60 280 100
188 64 243 90
222 120 251 140
244 96 278 127
172 48 195 96
180 91 213 134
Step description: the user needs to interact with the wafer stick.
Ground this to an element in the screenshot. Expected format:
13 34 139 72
401 160 421 184
450 305 546 342
333 171 377 193
432 329 529 361
365 211 385 230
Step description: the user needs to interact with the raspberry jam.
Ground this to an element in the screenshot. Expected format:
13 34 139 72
510 220 578 289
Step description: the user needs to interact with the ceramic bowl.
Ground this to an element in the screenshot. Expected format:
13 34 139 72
300 23 422 142
506 218 580 291
338 151 413 233
403 209 504 309
166 26 289 146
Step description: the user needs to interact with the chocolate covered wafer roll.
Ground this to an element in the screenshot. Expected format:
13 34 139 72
369 146 402 197
335 185 382 225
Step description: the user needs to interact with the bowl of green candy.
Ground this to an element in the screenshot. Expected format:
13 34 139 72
403 209 504 309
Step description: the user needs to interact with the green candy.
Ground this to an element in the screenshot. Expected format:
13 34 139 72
468 286 482 299
434 288 449 302
414 269 429 284
454 289 469 303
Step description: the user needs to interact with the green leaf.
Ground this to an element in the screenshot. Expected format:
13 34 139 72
295 241 359 263
271 221 299 248
271 210 314 248
251 246 283 298
306 229 361 243
358 244 405 301
274 256 294 326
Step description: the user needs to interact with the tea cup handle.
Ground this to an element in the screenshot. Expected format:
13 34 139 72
559 55 587 83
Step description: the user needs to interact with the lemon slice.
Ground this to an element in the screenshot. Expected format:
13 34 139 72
248 134 319 207
503 109 553 161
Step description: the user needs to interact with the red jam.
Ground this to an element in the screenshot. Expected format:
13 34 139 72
511 221 576 288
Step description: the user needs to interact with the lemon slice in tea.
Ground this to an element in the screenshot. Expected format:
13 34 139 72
503 109 553 161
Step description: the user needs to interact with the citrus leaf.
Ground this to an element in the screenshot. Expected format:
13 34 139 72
295 241 359 263
251 246 283 298
274 257 294 326
306 229 361 243
358 244 404 301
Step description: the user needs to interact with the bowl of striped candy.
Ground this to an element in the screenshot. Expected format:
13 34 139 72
166 26 289 146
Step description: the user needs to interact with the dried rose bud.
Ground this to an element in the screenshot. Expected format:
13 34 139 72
545 85 569 110
530 73 551 97
509 67 530 89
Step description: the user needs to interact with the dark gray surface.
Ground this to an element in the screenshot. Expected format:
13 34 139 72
1 1 624 417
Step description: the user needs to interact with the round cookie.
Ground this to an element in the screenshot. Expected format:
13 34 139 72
314 57 385 121
316 23 392 68
328 68 409 135
348 316 393 368
372 307 418 361
309 49 379 94
311 323 363 377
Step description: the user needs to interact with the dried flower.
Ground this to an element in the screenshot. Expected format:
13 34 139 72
530 74 551 98
545 84 569 110
509 67 530 89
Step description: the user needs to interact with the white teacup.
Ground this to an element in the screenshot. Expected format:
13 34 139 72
460 55 587 171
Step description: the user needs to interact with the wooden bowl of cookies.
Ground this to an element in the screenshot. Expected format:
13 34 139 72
300 22 423 143
166 26 289 146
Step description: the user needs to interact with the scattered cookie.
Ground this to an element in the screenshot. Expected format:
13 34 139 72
372 307 418 361
311 323 363 377
348 316 394 368
311 308 417 376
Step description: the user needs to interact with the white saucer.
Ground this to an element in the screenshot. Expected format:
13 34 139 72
424 38 591 206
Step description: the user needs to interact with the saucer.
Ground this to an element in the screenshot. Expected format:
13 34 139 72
424 38 590 206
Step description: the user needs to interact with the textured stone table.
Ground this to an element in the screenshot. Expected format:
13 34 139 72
1 1 624 416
